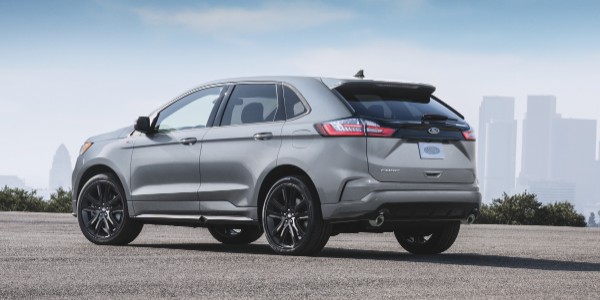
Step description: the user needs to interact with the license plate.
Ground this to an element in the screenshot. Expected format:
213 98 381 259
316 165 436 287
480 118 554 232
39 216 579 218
418 142 444 159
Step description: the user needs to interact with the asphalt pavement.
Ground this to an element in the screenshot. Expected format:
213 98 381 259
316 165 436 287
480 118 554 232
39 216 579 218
1 212 599 299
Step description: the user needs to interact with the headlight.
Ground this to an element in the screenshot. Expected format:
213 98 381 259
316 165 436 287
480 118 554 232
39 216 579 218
79 142 93 156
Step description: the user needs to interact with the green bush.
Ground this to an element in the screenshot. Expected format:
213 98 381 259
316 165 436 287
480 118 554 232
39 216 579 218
538 201 586 227
0 186 72 213
477 191 586 227
46 187 72 213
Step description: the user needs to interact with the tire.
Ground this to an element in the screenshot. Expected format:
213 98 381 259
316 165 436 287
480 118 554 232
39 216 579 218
394 222 460 255
77 173 143 245
261 175 331 255
207 225 263 245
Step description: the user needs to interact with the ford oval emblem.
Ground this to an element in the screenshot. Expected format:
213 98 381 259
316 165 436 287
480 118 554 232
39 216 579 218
428 127 440 135
424 146 441 154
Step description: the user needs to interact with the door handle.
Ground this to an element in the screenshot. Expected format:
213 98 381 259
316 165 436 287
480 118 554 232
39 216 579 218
180 137 197 145
253 132 273 141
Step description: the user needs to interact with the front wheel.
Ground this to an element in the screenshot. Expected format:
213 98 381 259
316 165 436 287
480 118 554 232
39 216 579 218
394 222 460 254
77 173 143 245
207 225 263 244
262 175 330 255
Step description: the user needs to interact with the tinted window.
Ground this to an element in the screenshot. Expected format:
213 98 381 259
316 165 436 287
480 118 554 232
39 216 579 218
221 84 279 126
335 83 461 122
283 86 307 119
156 86 223 132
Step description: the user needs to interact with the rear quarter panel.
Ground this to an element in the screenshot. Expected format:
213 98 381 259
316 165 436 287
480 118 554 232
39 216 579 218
276 78 369 205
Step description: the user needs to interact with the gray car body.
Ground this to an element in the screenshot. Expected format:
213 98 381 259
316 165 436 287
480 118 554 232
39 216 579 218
72 76 481 227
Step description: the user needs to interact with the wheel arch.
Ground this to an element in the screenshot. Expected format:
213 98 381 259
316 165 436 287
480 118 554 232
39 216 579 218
256 164 321 221
74 164 132 215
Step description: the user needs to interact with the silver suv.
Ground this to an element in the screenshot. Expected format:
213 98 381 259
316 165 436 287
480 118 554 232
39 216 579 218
72 76 480 255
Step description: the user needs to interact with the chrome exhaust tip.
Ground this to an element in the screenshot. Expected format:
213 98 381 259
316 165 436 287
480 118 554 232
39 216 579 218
369 212 385 227
466 214 476 225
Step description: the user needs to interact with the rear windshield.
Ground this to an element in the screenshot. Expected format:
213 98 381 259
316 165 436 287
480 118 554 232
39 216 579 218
334 83 462 122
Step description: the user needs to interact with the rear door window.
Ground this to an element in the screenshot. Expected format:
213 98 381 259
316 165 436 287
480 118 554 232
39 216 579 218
220 84 281 126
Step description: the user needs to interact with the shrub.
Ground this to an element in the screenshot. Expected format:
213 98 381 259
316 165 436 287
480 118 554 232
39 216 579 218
0 186 72 213
0 186 46 212
46 187 72 213
477 191 586 227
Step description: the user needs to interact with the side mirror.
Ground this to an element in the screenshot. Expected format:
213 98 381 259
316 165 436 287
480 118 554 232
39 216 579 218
134 116 152 133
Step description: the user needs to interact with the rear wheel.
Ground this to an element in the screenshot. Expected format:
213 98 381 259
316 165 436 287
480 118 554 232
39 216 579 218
77 173 143 245
207 225 263 244
262 175 330 255
394 222 460 254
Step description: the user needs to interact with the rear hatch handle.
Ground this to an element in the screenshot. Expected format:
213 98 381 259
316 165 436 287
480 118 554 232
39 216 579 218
424 170 443 178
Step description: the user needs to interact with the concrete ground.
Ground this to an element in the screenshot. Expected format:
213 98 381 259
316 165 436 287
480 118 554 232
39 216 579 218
1 212 599 299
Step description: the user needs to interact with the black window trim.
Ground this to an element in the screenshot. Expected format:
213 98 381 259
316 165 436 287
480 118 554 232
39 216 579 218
431 95 464 120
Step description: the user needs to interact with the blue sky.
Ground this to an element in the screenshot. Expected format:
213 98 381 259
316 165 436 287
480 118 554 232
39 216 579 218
1 0 600 188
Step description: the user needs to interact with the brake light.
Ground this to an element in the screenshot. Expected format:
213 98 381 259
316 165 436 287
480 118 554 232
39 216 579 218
315 118 395 137
364 120 397 137
462 129 476 141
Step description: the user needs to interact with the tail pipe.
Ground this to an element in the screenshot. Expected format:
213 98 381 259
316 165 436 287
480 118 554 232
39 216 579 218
369 211 385 227
466 214 476 224
464 209 479 225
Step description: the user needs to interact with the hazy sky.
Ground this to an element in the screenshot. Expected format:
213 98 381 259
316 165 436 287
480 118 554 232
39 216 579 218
1 0 600 188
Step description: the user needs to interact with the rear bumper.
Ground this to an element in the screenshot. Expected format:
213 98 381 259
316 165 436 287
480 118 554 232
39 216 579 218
321 178 481 222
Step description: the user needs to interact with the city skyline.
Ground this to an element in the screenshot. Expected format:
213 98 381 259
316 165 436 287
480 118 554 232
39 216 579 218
477 94 600 215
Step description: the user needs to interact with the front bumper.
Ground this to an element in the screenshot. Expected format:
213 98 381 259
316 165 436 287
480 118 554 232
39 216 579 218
321 178 481 222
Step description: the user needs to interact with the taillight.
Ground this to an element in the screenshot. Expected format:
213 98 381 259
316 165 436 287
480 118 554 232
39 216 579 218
315 118 396 137
363 120 396 137
462 129 476 141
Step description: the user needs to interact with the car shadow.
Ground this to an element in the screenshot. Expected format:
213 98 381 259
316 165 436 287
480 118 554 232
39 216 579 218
320 248 600 272
130 243 600 272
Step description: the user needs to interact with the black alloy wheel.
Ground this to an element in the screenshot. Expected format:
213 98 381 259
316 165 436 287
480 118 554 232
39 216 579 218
77 173 143 245
262 175 330 255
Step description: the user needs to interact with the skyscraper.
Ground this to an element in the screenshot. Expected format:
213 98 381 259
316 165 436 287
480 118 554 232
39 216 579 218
477 96 517 201
519 95 559 183
518 95 598 210
549 118 596 179
49 144 72 189
549 118 597 208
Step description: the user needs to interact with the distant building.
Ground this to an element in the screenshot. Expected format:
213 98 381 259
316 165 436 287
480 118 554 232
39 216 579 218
519 95 559 183
0 175 27 189
477 96 517 201
549 118 597 208
526 180 576 204
49 144 72 189
549 118 596 179
590 160 600 213
517 95 598 211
